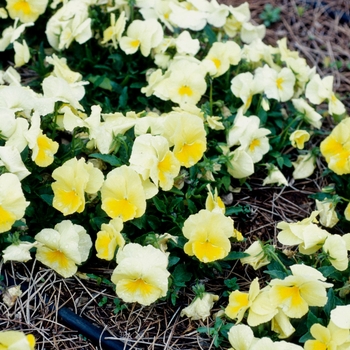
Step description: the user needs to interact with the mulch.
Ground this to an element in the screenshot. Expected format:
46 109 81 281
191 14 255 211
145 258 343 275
1 1 350 349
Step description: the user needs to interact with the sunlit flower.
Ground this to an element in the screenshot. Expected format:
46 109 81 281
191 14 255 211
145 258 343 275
320 117 350 175
175 30 200 56
292 151 316 179
45 0 92 50
129 134 181 190
120 18 163 57
0 173 29 233
13 39 30 67
225 277 260 323
6 0 48 23
111 243 170 306
51 157 104 216
262 164 288 186
315 199 339 228
255 64 296 102
25 112 59 167
101 11 126 48
225 147 255 179
331 305 350 329
0 331 35 350
0 145 30 180
203 41 241 77
183 209 234 263
101 165 147 222
153 59 207 106
181 292 219 321
271 308 295 339
306 74 346 115
269 264 332 318
289 130 310 149
223 2 250 37
240 241 271 270
95 218 125 261
35 220 92 278
162 111 206 167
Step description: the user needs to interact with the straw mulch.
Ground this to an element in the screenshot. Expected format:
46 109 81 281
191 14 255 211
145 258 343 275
1 1 349 349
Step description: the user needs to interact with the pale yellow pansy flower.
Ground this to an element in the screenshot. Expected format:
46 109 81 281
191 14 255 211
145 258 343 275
320 117 350 175
223 2 250 37
0 145 30 180
203 41 241 78
111 243 170 306
95 218 125 261
119 18 163 57
129 134 181 191
292 151 316 179
6 0 48 23
240 22 266 44
304 321 349 350
331 305 350 329
51 157 104 216
181 292 219 321
262 164 288 186
271 308 296 339
240 241 271 270
0 173 29 233
205 185 225 214
322 234 350 271
175 30 200 56
2 241 38 263
35 220 92 278
0 21 34 52
0 8 8 18
25 112 59 167
225 277 260 323
13 39 30 67
306 74 346 115
227 324 255 350
345 203 350 221
162 110 206 168
0 331 35 350
291 98 322 129
269 264 332 319
153 59 207 106
101 11 126 48
225 148 255 179
101 165 147 222
183 209 234 263
255 64 296 102
289 130 310 149
315 199 339 228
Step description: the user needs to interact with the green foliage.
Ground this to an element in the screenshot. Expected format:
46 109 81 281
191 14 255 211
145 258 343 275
259 4 282 27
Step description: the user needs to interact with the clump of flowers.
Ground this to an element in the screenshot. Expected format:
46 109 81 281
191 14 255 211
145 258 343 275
0 0 349 348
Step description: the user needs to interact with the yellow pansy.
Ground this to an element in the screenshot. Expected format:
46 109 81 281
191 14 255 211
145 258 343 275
0 331 35 350
0 173 29 233
6 0 48 23
289 130 310 149
111 243 170 306
101 165 146 222
51 157 104 216
95 218 125 261
181 292 219 321
183 209 234 263
35 220 92 278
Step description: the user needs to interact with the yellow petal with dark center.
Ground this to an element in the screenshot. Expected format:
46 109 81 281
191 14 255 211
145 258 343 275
102 197 136 221
192 240 226 263
0 205 16 232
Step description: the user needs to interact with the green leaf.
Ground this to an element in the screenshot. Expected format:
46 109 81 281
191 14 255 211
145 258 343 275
40 194 53 206
89 153 122 166
223 251 249 260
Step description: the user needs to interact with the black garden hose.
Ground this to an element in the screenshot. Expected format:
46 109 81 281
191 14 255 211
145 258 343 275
2 276 129 350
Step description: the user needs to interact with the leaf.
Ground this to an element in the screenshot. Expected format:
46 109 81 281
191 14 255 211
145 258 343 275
223 251 249 260
172 264 192 287
152 196 167 213
40 194 53 206
89 153 122 166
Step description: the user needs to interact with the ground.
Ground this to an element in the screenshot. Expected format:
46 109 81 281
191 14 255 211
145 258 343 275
1 1 350 349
